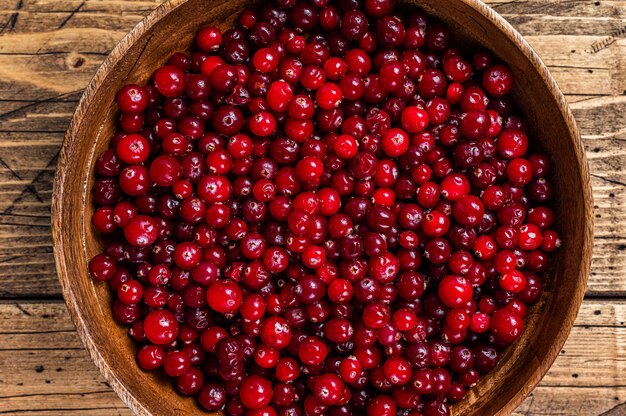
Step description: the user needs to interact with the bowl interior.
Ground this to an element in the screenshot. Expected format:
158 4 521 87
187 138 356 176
52 0 593 415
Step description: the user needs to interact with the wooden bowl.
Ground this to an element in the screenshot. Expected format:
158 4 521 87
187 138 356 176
52 0 594 414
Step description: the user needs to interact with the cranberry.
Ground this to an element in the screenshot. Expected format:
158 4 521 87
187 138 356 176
438 275 473 308
460 110 490 140
207 279 243 314
212 104 245 136
312 373 345 405
261 317 293 349
497 129 528 159
452 195 485 227
316 82 343 110
153 65 185 97
276 357 301 383
240 375 273 409
143 310 179 344
298 336 329 366
118 280 143 305
124 215 158 247
382 128 409 157
376 15 405 47
379 61 406 92
490 309 524 344
483 64 513 97
418 69 446 98
150 155 182 187
196 26 222 51
88 254 117 281
367 394 396 416
117 85 148 114
401 106 429 133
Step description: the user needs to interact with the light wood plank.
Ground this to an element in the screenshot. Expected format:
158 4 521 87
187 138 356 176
513 387 626 416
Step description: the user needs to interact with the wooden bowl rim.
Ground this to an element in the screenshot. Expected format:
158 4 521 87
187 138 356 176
52 0 594 415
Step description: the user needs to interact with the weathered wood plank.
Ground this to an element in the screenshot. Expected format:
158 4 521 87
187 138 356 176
513 387 626 416
0 300 624 414
484 0 626 17
1 0 625 36
0 0 159 11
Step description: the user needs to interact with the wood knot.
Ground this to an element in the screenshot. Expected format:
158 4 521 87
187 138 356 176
585 25 626 53
66 53 86 70
73 57 85 68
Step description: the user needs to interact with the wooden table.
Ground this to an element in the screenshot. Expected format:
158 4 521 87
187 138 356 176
0 0 624 414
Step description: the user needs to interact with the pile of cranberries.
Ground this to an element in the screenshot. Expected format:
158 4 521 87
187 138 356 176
88 0 560 414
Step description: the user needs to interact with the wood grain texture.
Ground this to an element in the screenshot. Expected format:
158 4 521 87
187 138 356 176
0 0 621 415
1 300 625 415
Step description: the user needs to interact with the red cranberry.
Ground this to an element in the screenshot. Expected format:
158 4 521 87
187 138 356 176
490 309 524 344
483 64 513 97
299 336 329 365
143 310 178 344
196 26 222 51
152 65 185 97
438 275 472 308
240 375 273 409
207 279 243 314
137 345 165 371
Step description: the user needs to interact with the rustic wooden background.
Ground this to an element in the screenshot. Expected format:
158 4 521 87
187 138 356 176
0 0 624 414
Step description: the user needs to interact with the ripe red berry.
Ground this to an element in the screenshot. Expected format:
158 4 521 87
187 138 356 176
253 48 280 73
296 156 324 181
207 279 243 314
438 275 473 308
316 82 343 110
483 64 513 97
196 26 222 51
248 111 277 137
153 65 186 97
500 270 527 293
267 80 294 113
298 336 329 365
382 128 409 157
143 310 179 344
260 317 293 349
490 308 524 344
401 106 429 133
333 134 358 159
124 215 158 247
497 129 528 159
116 84 148 113
240 375 273 409
88 254 117 281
